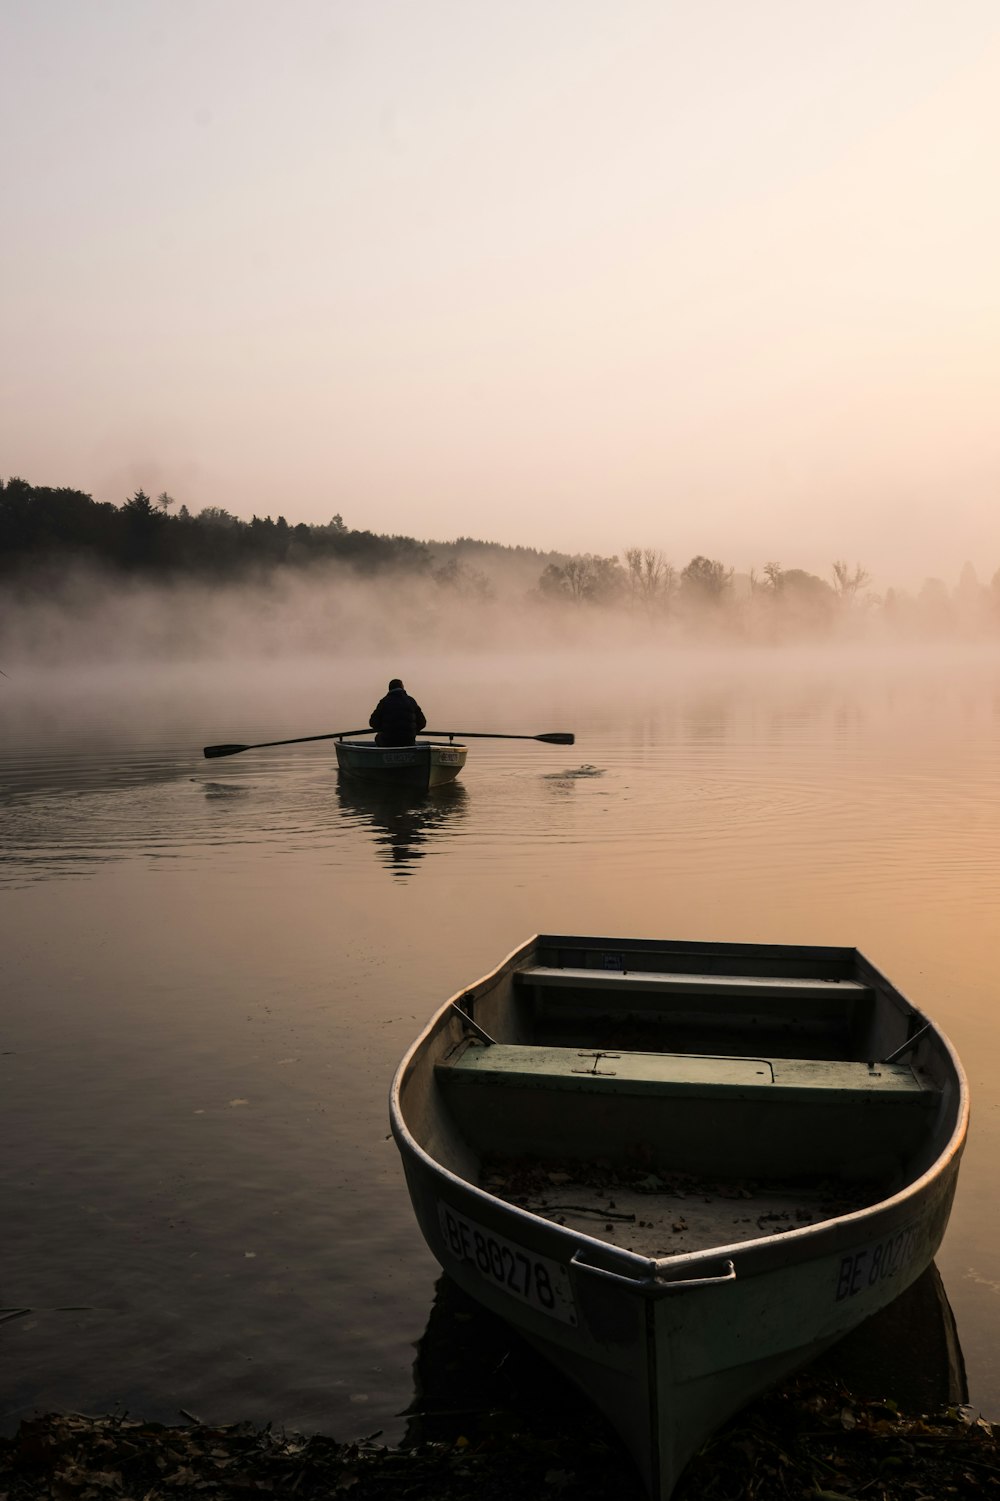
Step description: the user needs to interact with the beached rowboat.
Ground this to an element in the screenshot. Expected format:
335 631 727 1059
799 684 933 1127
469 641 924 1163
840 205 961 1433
334 737 467 791
390 934 968 1500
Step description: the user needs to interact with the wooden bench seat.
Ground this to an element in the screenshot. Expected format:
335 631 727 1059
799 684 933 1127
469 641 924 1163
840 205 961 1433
515 966 871 1002
512 966 876 1055
435 1042 935 1177
438 1042 929 1104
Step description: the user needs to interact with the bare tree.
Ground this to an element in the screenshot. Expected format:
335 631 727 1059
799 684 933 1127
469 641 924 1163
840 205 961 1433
831 560 871 602
539 555 625 605
624 547 675 612
624 547 643 604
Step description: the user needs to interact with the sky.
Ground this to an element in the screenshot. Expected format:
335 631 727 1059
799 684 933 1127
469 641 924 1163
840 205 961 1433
2 0 999 587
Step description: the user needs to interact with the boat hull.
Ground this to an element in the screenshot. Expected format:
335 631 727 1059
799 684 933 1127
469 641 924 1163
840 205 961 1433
335 739 467 790
390 934 968 1500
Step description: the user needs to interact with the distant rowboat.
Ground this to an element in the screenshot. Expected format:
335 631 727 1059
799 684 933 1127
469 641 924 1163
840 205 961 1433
390 933 968 1500
334 737 467 791
204 728 568 781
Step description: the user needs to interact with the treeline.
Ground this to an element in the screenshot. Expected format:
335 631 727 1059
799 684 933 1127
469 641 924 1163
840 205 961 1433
3 476 999 641
0 478 563 601
0 478 431 577
536 547 1000 639
536 550 868 633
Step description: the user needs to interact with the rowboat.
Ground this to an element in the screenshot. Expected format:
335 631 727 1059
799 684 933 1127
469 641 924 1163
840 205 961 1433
390 934 968 1500
334 737 467 791
204 728 567 778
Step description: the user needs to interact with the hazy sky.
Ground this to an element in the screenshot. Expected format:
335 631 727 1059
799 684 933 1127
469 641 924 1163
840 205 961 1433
3 1 999 585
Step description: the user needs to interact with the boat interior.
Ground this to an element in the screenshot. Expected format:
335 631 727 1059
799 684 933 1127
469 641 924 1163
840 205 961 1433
418 942 954 1258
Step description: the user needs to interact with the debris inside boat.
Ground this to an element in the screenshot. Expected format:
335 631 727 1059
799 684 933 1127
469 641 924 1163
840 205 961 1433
481 1155 879 1257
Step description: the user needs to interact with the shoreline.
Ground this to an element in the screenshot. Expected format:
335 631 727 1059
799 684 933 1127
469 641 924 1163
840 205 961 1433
3 1267 984 1499
3 1375 996 1500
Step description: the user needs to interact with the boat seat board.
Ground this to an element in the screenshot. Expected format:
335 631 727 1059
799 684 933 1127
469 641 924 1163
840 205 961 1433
515 967 872 1002
438 1043 930 1103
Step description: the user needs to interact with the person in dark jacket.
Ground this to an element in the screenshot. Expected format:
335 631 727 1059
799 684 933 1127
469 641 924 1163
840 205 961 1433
369 679 427 747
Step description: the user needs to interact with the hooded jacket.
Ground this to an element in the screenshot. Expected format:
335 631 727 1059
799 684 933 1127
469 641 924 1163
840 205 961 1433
369 685 427 746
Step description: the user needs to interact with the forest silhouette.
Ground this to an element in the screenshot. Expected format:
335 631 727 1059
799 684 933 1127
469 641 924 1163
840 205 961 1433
1 476 996 647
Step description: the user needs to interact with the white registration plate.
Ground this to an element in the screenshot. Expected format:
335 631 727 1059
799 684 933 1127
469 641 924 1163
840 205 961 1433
436 749 462 765
437 1201 576 1324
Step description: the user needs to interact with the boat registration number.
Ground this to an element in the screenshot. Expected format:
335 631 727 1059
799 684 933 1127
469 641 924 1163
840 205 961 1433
382 751 418 765
834 1222 921 1302
437 1201 576 1325
436 749 462 765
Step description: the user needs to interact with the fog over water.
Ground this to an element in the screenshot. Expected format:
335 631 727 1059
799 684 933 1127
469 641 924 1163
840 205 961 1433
3 625 1000 1441
5 0 1000 1452
2 549 997 674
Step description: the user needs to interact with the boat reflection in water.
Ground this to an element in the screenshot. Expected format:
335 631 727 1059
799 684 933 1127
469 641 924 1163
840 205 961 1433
335 778 468 877
402 1272 625 1456
403 1267 966 1488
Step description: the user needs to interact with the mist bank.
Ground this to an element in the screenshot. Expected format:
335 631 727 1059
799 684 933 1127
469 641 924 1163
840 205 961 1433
3 559 1000 672
4 478 1000 666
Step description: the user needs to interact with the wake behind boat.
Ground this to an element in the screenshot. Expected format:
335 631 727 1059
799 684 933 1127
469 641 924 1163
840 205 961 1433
390 933 968 1501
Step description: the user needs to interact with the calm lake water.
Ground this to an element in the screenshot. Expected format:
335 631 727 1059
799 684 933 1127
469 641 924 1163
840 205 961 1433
3 644 1000 1439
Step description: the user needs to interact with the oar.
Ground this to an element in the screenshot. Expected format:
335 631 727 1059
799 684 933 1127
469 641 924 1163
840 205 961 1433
203 729 368 759
423 731 574 744
203 728 575 759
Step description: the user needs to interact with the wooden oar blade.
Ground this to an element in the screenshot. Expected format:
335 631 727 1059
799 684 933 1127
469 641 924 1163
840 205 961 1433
203 743 249 759
536 732 574 744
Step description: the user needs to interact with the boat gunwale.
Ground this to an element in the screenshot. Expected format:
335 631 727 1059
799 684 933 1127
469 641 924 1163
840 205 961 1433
335 739 468 751
389 934 969 1281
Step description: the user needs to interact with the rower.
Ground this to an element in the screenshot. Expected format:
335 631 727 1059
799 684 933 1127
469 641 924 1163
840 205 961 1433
369 678 427 746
